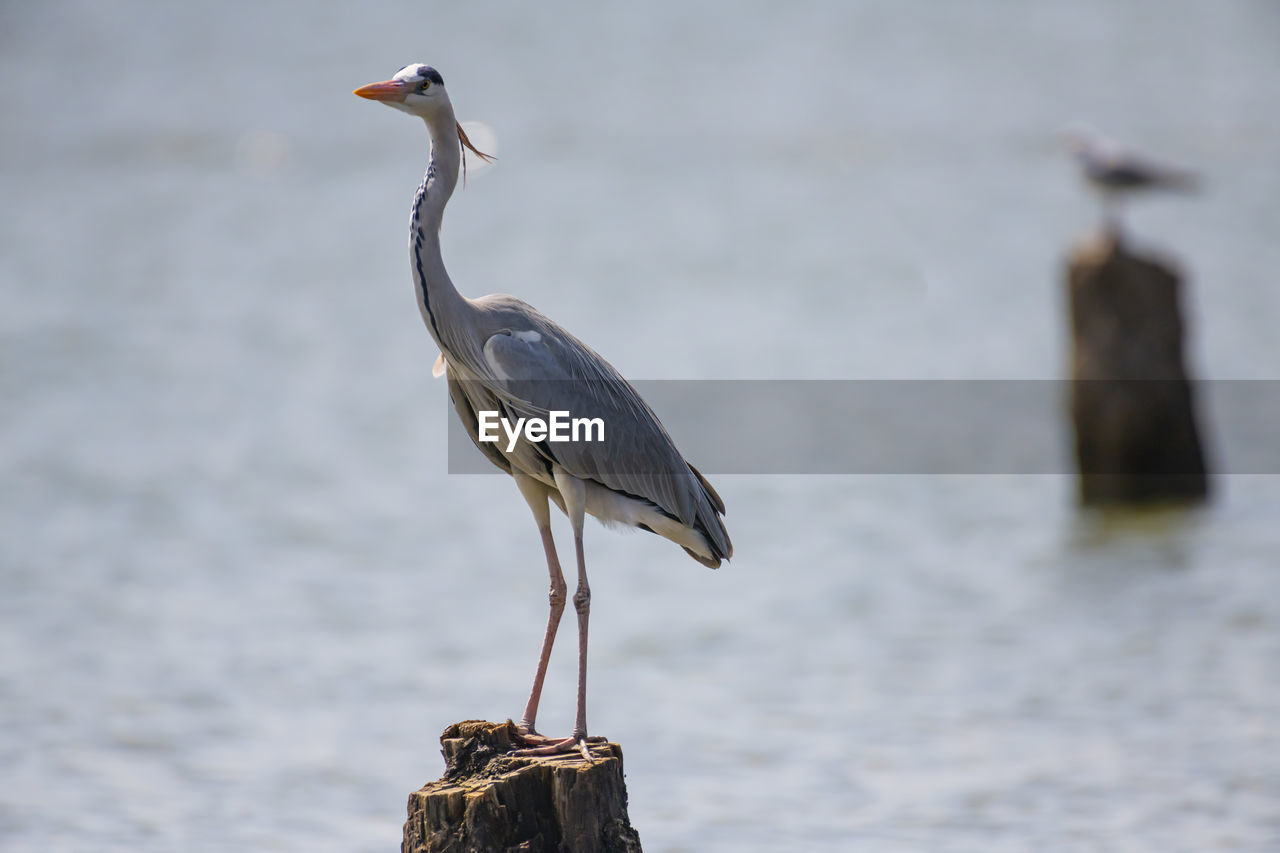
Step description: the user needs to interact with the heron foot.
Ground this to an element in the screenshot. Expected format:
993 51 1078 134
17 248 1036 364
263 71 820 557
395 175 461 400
511 728 605 761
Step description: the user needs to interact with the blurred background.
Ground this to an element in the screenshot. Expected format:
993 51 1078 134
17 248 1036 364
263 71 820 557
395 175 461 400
2 1 1278 850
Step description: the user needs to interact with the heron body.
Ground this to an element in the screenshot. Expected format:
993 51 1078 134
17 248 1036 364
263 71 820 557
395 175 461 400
356 64 730 754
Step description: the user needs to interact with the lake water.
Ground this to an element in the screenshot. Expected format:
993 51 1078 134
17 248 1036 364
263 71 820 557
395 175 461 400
2 1 1279 851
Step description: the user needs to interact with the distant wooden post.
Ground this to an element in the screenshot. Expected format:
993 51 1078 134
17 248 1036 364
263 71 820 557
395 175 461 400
1066 233 1210 505
402 720 643 853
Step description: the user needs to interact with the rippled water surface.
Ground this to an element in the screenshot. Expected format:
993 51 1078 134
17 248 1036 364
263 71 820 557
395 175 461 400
3 2 1279 851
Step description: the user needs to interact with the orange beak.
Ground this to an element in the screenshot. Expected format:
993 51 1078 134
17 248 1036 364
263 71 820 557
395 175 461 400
353 79 411 102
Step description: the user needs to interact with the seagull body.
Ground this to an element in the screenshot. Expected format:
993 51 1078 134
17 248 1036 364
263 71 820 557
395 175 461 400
1064 130 1198 234
355 64 730 755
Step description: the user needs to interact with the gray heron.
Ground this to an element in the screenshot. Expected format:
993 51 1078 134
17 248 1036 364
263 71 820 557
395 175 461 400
355 64 731 757
1064 129 1198 235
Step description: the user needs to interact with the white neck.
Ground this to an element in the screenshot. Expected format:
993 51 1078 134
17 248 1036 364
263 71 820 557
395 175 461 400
409 100 470 350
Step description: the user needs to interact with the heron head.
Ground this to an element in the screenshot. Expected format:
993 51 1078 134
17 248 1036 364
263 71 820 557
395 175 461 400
354 64 449 116
355 64 494 166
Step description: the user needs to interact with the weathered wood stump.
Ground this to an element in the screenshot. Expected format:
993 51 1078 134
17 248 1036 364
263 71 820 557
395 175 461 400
1066 233 1210 505
402 720 643 853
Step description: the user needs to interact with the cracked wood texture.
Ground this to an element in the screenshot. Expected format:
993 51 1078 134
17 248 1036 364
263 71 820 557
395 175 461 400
1066 233 1210 505
402 721 643 853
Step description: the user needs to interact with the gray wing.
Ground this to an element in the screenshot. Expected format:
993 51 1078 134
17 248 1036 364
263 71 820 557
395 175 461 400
484 328 699 515
449 307 728 557
1079 143 1197 191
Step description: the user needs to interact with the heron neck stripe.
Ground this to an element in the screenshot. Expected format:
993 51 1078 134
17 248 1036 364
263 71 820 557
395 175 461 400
410 168 444 344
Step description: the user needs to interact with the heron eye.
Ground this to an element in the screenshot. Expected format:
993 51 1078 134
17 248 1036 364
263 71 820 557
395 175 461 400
419 80 432 91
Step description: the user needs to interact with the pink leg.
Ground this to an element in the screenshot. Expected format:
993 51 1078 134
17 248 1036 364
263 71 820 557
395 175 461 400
517 525 566 737
512 471 602 760
570 531 591 742
515 529 601 760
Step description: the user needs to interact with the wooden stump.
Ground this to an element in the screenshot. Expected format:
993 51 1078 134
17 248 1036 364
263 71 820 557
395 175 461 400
1066 233 1210 505
402 720 643 853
